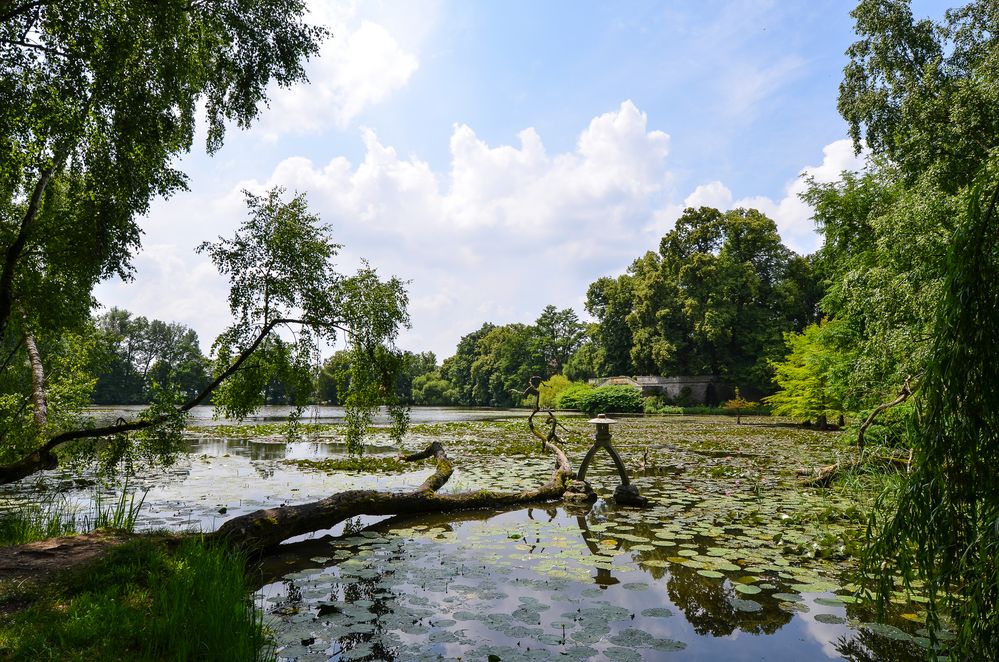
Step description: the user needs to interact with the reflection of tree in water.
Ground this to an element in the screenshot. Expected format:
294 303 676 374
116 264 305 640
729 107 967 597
834 630 927 662
585 514 793 637
663 562 787 636
265 516 404 662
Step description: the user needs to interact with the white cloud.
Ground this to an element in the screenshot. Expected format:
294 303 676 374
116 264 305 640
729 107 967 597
97 103 863 360
732 139 865 254
680 139 866 254
684 181 733 209
255 7 422 139
234 101 674 356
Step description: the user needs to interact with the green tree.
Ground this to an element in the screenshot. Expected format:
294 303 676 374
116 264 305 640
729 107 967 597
623 207 818 393
411 372 457 406
0 1 325 341
531 305 585 377
469 324 538 407
763 320 849 428
839 0 999 191
200 188 409 451
394 351 438 404
92 309 209 404
585 276 636 375
441 323 496 405
832 2 999 654
563 333 605 382
0 1 328 482
865 171 999 658
0 189 408 481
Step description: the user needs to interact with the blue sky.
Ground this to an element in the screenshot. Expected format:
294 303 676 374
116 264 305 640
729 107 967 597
95 0 953 360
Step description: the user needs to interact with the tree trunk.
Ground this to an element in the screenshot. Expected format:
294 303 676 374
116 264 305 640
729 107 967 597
23 330 48 430
214 437 575 554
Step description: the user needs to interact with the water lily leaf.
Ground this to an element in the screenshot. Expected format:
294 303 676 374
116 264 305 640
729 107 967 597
729 598 763 612
640 607 674 618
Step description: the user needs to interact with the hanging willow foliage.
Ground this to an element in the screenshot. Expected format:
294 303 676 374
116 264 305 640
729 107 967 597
863 162 999 657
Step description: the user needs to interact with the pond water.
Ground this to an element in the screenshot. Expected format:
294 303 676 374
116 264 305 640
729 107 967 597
86 405 536 427
2 413 945 660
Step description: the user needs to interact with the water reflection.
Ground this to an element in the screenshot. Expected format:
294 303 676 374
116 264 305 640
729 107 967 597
256 505 926 661
87 405 539 427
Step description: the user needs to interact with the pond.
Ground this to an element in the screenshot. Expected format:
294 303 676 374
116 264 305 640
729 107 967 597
2 411 945 660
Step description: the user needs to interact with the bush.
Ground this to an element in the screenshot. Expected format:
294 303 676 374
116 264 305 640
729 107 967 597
643 397 683 414
578 385 643 415
555 383 593 410
533 375 573 409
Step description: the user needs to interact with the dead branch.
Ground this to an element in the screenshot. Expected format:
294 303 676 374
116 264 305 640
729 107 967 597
214 436 575 554
857 375 916 451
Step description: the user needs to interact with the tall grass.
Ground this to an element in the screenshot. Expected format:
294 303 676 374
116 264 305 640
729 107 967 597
87 480 147 531
0 481 147 547
0 502 77 546
0 537 272 660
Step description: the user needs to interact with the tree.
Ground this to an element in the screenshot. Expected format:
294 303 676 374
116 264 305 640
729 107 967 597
92 309 210 404
833 2 999 655
621 207 819 393
200 188 409 451
865 170 999 658
0 1 325 342
839 0 999 191
531 305 585 377
0 1 327 481
0 188 408 482
585 277 635 376
442 323 496 405
469 324 538 407
763 320 849 428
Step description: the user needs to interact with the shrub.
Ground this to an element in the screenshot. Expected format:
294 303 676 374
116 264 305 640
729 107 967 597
535 375 573 409
643 396 683 414
578 385 643 415
555 383 593 410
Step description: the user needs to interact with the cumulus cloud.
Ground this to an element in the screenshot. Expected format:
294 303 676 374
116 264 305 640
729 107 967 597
255 6 421 139
97 101 863 359
233 101 673 355
682 139 866 254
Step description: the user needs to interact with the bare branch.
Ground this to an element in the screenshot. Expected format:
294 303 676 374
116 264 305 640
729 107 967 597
857 375 917 450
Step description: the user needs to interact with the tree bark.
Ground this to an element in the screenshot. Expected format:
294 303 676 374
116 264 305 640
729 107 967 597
213 439 575 554
0 144 70 338
22 329 47 430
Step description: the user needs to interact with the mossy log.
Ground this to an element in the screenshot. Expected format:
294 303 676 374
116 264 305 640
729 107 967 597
214 438 575 554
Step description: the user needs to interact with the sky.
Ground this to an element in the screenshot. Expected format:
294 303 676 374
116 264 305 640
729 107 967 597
94 0 953 361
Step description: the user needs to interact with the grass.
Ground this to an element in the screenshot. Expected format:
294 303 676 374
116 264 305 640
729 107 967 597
0 536 271 661
0 502 77 547
286 455 411 473
0 482 146 548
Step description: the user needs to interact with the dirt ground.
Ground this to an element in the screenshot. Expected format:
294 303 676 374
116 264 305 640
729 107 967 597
0 531 135 615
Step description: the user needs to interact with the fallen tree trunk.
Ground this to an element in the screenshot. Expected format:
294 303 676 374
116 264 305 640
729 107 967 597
214 437 575 554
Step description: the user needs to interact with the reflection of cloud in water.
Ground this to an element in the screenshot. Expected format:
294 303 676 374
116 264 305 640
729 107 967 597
801 610 852 659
